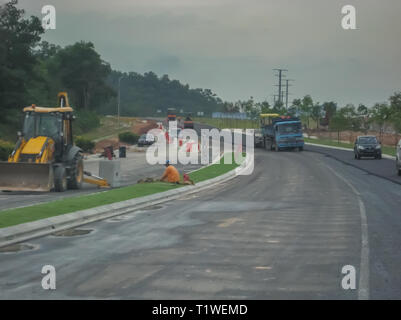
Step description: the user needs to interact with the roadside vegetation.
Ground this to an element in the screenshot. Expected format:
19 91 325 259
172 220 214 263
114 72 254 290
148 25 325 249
0 153 243 228
119 132 140 145
0 140 14 161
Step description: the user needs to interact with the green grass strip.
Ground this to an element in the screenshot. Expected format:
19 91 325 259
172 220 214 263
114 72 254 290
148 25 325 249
0 153 242 228
189 153 242 183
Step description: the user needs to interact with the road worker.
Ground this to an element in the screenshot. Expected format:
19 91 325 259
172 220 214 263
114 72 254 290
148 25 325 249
160 160 180 183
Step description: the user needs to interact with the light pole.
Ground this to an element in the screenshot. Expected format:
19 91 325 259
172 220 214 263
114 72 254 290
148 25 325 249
118 76 125 134
117 75 126 148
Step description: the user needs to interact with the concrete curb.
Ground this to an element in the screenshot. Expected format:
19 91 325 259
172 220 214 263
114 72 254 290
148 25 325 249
306 142 396 160
0 163 240 248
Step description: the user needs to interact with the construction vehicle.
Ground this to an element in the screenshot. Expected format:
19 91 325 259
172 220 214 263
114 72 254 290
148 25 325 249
0 92 109 192
167 108 176 123
254 128 264 148
260 114 304 151
183 116 194 129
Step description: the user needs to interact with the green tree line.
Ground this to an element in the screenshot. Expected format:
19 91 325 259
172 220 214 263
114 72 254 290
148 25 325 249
222 93 401 141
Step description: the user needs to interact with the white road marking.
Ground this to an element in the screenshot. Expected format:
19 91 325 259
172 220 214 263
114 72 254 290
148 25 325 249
324 164 370 300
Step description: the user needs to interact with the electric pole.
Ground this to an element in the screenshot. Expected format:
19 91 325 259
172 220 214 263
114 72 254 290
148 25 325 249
284 79 294 109
273 68 288 104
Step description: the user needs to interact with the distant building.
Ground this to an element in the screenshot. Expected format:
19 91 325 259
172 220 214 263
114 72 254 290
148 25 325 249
212 112 250 120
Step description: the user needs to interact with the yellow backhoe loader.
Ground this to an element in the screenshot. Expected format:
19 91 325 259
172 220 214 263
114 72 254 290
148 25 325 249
0 92 109 192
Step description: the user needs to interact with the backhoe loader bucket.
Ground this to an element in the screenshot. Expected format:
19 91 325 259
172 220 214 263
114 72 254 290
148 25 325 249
0 162 53 192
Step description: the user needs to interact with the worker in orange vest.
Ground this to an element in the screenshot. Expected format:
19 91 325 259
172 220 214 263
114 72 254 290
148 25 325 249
160 160 180 183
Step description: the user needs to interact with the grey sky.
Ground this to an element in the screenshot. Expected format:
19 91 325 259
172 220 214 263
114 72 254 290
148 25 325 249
15 0 401 107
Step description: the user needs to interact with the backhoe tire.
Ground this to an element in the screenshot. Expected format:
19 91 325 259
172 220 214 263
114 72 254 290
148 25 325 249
68 152 84 190
54 166 67 192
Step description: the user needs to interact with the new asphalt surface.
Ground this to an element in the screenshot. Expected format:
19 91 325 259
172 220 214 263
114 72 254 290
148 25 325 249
306 144 401 185
1 146 400 299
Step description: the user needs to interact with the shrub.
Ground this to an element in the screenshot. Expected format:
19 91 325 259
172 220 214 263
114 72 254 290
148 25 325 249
75 137 95 153
119 132 139 144
0 140 14 161
73 110 101 135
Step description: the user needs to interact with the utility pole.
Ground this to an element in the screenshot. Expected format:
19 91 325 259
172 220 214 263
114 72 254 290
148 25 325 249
284 79 294 109
273 68 288 104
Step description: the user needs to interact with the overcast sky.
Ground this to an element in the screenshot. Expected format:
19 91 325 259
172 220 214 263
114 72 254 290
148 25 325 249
13 0 401 107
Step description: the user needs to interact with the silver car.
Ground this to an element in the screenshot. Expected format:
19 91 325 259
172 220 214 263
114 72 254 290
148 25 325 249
397 139 401 176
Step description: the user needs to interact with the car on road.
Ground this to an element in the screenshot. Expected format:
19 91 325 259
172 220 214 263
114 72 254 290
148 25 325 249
396 139 401 176
254 129 263 148
137 133 155 147
354 135 382 160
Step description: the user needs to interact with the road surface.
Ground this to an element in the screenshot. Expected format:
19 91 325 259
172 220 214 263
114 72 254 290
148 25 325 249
1 148 400 299
306 144 401 185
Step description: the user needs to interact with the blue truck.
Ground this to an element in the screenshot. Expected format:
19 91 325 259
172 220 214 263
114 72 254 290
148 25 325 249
260 114 304 151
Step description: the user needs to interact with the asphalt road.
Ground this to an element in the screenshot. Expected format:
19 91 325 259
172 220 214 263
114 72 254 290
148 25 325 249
306 144 401 185
1 148 400 299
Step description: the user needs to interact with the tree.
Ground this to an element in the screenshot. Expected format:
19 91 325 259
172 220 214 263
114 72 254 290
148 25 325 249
50 41 114 109
356 104 370 133
100 70 224 116
311 103 323 129
340 104 361 132
0 0 44 120
330 112 348 144
256 101 271 114
321 101 337 126
292 99 302 116
34 41 61 60
371 102 391 140
357 104 368 116
287 105 297 117
301 95 313 128
272 100 285 114
389 92 401 113
389 92 401 135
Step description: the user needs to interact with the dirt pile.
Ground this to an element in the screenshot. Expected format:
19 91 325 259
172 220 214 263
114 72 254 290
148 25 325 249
131 120 158 135
93 119 158 153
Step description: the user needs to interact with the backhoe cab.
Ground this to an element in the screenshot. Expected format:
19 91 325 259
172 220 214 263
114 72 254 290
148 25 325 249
0 92 84 192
